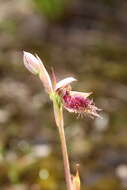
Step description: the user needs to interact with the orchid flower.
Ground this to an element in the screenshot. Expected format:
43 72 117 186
23 51 102 190
23 51 101 120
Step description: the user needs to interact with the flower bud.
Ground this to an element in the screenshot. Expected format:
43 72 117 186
72 164 80 190
23 51 53 94
23 51 41 75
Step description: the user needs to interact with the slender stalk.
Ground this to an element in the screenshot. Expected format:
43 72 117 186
53 95 72 190
57 108 72 190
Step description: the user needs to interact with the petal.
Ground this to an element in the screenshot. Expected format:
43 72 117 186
55 77 77 91
70 91 92 98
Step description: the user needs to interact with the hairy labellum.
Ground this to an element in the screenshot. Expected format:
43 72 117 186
63 92 91 110
61 91 101 118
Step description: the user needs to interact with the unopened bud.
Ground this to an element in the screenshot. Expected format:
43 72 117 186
23 51 41 75
72 164 80 190
23 51 53 94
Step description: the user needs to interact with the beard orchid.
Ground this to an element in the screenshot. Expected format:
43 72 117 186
23 51 102 190
23 51 101 119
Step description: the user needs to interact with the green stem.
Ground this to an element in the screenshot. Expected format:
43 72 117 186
52 96 72 190
58 109 72 190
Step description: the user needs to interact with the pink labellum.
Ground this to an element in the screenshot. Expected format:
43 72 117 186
62 91 101 119
63 92 91 110
55 77 77 91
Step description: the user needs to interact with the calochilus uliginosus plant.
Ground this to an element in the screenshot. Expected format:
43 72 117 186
23 51 102 190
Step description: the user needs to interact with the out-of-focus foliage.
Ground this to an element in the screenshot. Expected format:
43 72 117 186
33 0 69 21
0 0 127 190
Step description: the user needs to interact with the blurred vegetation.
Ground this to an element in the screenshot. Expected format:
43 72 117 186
0 0 127 190
33 0 68 20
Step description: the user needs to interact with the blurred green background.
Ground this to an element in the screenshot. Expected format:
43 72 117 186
0 0 127 189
